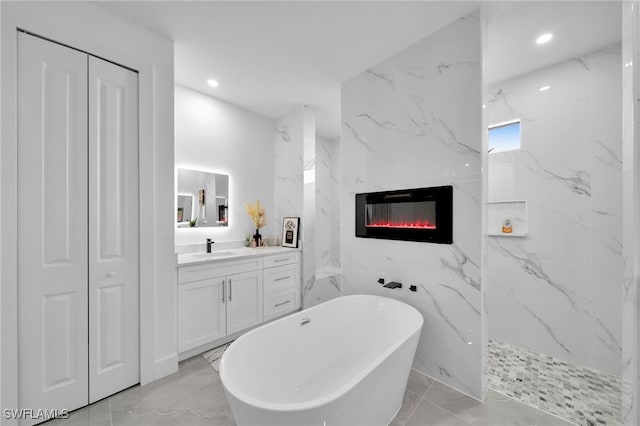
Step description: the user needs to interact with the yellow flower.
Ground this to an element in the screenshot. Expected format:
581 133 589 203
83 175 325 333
245 198 266 229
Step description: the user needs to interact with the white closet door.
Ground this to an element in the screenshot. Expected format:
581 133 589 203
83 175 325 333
17 33 89 413
88 56 139 402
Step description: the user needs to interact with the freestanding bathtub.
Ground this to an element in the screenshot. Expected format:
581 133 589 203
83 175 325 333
219 294 424 425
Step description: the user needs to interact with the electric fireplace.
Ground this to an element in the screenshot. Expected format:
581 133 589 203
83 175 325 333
355 186 453 244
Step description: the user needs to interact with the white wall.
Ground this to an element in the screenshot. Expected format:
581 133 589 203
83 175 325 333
175 85 276 247
341 12 484 398
487 45 622 376
1 1 175 414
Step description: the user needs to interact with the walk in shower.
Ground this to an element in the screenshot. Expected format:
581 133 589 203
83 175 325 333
485 3 623 424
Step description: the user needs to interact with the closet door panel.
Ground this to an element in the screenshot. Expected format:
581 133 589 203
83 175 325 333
88 56 140 403
17 32 89 414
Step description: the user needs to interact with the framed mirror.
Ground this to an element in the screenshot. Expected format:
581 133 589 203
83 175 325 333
177 168 229 227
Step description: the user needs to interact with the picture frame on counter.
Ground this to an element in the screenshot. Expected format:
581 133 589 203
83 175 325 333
282 217 300 248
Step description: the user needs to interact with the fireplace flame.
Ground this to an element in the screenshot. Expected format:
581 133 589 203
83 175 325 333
366 220 436 230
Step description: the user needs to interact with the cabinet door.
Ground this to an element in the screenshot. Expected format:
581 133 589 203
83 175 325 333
226 270 263 335
178 278 227 353
88 55 140 403
17 32 89 414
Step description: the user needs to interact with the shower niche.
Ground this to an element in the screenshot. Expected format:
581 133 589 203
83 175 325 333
355 185 452 244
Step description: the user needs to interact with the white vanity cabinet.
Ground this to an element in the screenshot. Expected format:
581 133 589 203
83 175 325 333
177 248 301 358
263 252 301 321
178 257 263 354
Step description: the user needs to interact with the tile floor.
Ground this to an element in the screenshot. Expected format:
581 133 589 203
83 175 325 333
46 353 573 426
203 342 231 372
488 340 621 426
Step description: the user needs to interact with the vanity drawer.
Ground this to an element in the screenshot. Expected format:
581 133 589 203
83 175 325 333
263 251 300 268
178 257 261 284
264 288 300 321
263 263 300 294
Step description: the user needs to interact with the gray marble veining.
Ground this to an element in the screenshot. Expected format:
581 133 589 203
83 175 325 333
490 239 579 309
342 11 483 398
365 68 395 88
420 284 469 345
487 42 623 377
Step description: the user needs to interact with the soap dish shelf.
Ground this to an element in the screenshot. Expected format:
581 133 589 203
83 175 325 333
487 200 527 237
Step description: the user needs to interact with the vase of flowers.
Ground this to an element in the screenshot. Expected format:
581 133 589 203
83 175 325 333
245 198 266 247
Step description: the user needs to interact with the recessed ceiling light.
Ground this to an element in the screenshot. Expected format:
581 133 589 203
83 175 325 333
536 33 554 45
539 85 550 92
207 79 219 87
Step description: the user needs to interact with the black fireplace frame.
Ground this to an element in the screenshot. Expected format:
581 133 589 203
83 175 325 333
355 185 453 244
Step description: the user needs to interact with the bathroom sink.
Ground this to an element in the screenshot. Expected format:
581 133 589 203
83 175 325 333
189 250 237 258
178 247 291 265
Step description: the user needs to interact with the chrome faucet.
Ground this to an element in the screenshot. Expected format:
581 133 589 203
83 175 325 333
206 238 215 253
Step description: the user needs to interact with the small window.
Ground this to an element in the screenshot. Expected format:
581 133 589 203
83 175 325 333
488 119 521 153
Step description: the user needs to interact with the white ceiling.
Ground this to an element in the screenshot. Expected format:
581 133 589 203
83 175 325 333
94 1 478 140
487 1 622 85
95 1 622 140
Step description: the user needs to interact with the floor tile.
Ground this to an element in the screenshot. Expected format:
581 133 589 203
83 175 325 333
488 340 621 425
467 390 575 426
109 408 234 426
46 398 112 426
424 379 482 421
390 389 422 426
43 350 590 426
406 369 434 398
405 399 471 426
203 343 232 372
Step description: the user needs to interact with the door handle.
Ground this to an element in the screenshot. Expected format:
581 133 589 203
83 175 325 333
229 278 232 302
222 279 226 303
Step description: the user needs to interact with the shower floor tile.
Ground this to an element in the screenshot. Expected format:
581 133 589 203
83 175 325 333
488 340 622 426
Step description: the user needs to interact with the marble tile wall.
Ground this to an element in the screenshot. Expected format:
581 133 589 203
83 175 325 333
304 135 341 308
315 136 332 268
622 3 639 424
302 108 317 308
275 108 341 309
487 45 623 377
341 12 483 398
274 108 304 230
329 136 342 269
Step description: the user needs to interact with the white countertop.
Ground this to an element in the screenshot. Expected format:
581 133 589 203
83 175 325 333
177 246 300 266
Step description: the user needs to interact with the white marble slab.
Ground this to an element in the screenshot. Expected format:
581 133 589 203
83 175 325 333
341 12 483 398
487 44 622 376
621 3 638 423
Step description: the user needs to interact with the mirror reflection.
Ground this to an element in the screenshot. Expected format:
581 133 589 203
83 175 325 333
177 168 229 227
